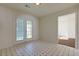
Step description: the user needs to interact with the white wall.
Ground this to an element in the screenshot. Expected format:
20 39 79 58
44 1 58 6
76 7 79 49
39 15 58 43
0 6 39 49
0 6 15 49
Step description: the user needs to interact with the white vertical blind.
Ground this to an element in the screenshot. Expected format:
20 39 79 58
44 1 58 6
58 13 75 39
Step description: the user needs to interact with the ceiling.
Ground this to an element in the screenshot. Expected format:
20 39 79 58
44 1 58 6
0 3 78 18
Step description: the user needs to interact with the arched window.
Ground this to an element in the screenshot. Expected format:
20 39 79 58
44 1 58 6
16 16 32 41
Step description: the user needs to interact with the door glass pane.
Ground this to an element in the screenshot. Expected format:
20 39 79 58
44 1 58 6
16 17 24 41
26 20 32 38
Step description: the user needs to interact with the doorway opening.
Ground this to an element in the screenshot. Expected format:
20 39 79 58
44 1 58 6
58 13 76 48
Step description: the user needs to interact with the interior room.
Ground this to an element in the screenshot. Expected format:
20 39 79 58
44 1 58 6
0 3 79 56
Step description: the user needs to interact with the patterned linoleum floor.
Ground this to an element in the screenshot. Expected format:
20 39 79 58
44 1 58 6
0 41 79 56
